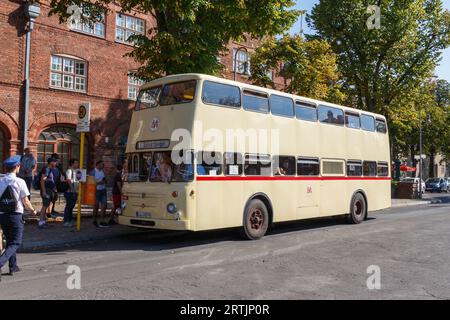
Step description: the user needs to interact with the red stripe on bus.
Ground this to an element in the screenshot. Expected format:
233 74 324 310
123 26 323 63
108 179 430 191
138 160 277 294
196 176 391 181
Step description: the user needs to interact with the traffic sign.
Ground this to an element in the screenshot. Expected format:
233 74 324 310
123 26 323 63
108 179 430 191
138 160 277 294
76 103 91 132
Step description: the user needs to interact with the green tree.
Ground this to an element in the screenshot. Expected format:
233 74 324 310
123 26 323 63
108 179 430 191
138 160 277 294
48 0 299 80
250 35 345 103
309 0 450 114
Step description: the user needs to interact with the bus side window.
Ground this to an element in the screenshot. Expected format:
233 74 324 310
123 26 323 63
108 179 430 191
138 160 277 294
224 152 243 176
361 115 376 132
363 161 377 176
377 162 389 177
295 102 317 122
297 157 320 176
243 90 269 113
244 154 271 176
345 113 361 129
318 105 344 126
273 156 296 176
376 119 387 133
347 160 362 176
270 95 294 117
197 151 222 176
322 159 345 176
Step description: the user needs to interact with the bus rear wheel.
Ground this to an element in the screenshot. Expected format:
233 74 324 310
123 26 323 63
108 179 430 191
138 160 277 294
348 193 366 224
242 199 269 240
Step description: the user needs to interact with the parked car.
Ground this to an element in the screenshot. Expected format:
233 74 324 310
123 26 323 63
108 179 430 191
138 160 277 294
425 178 449 193
401 177 426 193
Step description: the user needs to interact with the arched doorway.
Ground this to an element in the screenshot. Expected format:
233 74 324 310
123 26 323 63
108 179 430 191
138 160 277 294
0 127 6 172
37 126 90 172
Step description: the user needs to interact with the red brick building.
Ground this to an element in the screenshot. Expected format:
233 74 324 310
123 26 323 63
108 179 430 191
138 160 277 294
0 0 283 175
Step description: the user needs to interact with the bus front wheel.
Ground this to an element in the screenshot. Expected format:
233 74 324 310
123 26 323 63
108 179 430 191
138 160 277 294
241 199 269 240
348 193 367 224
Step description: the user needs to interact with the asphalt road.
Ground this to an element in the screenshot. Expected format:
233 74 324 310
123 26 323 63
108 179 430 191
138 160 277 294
1 199 450 300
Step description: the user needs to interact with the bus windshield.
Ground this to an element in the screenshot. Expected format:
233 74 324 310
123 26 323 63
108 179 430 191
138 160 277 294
135 80 196 110
127 151 194 183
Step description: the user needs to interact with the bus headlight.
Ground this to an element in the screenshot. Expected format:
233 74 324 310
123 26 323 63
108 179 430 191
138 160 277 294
166 203 177 214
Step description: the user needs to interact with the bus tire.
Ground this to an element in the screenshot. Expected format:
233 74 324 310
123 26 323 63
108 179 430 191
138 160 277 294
241 199 269 240
348 193 366 224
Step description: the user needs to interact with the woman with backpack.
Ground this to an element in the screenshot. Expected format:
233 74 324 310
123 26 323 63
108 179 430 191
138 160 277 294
0 155 38 281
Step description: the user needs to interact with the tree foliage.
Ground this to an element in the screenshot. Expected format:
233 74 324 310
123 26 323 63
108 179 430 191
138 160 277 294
250 35 345 103
309 0 450 114
47 0 299 80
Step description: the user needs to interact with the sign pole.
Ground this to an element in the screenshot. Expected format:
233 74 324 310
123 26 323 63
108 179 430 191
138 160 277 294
76 131 85 232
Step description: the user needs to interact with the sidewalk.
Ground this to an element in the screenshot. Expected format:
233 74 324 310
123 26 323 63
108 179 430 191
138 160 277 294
390 198 432 208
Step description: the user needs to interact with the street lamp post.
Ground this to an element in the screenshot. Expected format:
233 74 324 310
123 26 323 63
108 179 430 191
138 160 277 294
419 109 423 198
233 46 248 81
23 1 40 150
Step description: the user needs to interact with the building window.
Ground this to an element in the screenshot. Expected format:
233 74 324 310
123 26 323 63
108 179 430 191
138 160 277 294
128 73 145 100
50 56 87 92
70 5 105 38
116 13 145 44
233 49 250 75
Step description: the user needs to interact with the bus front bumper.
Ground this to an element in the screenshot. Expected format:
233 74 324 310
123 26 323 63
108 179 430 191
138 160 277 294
118 215 191 231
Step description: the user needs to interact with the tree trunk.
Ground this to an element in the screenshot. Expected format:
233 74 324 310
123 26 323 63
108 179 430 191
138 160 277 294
429 152 436 178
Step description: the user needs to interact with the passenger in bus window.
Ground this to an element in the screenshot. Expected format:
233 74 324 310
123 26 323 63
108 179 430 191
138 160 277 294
336 115 344 125
159 153 173 182
323 110 336 123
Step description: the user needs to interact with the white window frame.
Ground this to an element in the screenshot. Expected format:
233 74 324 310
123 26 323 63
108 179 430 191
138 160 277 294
233 49 251 75
50 55 87 93
116 13 145 45
69 4 106 38
128 73 145 100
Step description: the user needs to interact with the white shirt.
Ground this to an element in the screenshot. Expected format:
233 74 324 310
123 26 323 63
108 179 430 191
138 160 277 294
0 173 30 214
66 168 79 192
94 168 106 191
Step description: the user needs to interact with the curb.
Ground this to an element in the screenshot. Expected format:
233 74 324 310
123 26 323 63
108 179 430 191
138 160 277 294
18 229 183 253
390 200 432 208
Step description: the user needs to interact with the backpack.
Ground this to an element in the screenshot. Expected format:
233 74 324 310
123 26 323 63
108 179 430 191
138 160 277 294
33 168 45 190
0 185 18 213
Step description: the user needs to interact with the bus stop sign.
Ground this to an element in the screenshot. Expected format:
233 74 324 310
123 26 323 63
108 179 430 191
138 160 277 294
77 103 91 132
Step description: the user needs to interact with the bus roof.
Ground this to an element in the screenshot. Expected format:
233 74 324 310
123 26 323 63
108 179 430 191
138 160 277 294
139 73 386 120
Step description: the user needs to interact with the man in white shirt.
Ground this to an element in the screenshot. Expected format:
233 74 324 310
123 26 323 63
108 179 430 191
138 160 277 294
0 155 37 281
92 160 108 228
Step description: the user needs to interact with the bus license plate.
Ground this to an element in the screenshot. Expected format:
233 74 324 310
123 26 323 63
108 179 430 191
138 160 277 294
136 211 152 218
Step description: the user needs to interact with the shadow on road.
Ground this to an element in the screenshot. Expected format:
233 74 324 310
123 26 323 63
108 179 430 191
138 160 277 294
25 214 371 255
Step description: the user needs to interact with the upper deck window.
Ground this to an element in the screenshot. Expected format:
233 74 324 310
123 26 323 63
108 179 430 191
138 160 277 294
243 90 269 113
318 105 344 126
295 102 317 122
376 119 387 133
345 112 360 129
361 114 376 132
202 81 241 108
135 86 161 110
270 95 294 117
135 80 196 110
160 81 196 106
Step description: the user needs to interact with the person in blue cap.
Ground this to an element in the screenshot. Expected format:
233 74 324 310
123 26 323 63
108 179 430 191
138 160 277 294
0 155 37 281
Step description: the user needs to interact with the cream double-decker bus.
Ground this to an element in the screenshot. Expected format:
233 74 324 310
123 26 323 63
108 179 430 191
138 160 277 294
119 73 391 240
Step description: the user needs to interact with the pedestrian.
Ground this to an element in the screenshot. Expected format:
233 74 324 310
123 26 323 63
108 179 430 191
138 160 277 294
109 164 123 225
38 157 58 229
0 155 38 281
18 148 36 198
50 153 62 217
63 158 79 228
92 160 109 228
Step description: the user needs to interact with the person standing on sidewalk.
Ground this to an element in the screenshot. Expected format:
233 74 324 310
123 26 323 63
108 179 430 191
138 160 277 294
50 153 62 217
63 158 79 228
0 156 38 281
38 157 58 229
18 148 36 198
109 164 123 225
92 160 109 228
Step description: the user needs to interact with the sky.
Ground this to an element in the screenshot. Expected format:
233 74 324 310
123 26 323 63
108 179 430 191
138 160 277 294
290 0 450 82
